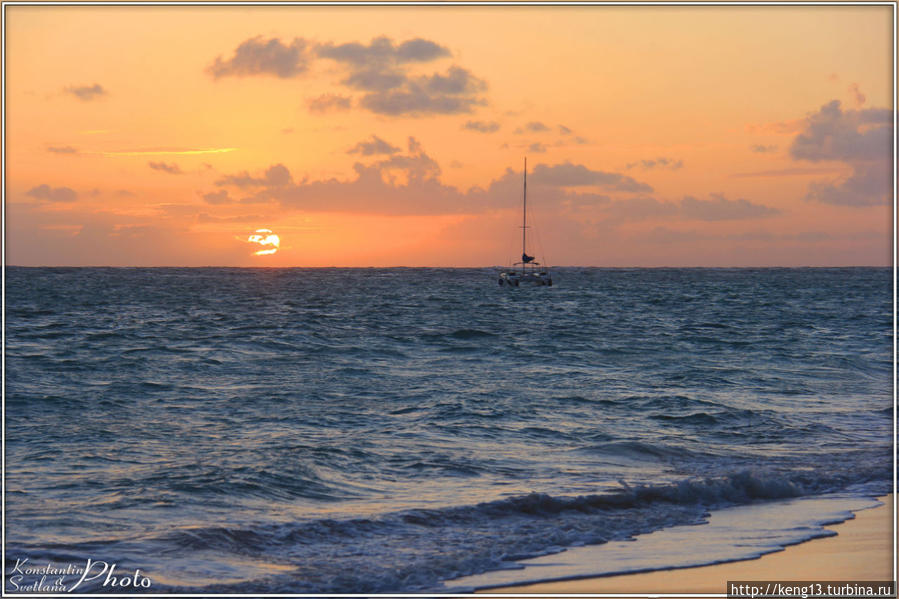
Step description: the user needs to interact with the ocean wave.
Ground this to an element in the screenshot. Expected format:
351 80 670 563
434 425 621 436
148 468 889 593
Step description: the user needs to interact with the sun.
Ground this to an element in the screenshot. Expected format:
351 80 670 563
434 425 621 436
247 228 280 256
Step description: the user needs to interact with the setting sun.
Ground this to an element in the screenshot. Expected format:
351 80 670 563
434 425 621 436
247 228 280 255
5 4 892 267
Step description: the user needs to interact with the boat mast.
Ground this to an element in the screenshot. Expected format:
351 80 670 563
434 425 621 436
522 157 527 273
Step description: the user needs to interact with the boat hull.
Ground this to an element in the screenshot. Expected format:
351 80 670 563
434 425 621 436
498 270 552 287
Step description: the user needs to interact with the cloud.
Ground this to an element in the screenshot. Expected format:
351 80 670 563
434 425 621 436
679 193 780 221
751 144 778 153
625 157 683 170
213 140 651 216
515 121 550 134
307 93 352 113
211 138 776 231
790 100 891 163
202 190 233 205
344 69 406 92
730 166 847 178
358 66 487 116
463 120 500 133
530 162 653 193
348 135 401 156
528 142 547 153
789 100 892 206
558 125 572 135
316 37 447 94
216 163 292 188
317 36 450 69
848 83 866 108
47 146 79 154
395 38 452 62
64 84 107 101
26 184 78 202
804 163 892 207
209 34 485 117
208 36 309 79
148 161 182 175
316 36 485 117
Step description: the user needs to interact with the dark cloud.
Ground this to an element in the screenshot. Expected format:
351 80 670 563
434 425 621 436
47 146 79 154
148 161 182 175
804 163 891 207
216 164 292 188
789 100 893 206
625 157 684 170
26 184 78 202
751 144 778 153
318 37 450 94
317 37 484 117
679 193 780 221
395 38 452 63
463 120 500 133
344 68 406 92
790 100 890 163
202 190 233 205
317 36 450 68
307 93 352 113
348 135 401 156
208 37 309 79
64 84 106 101
515 121 550 134
558 125 572 135
528 142 547 153
359 66 486 116
209 35 484 117
530 162 653 193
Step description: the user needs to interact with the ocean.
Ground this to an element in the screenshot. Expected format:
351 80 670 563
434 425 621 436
4 267 893 594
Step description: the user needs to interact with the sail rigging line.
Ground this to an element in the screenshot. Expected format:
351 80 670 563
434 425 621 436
521 157 528 273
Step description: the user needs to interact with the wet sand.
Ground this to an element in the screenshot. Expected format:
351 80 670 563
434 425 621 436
480 495 894 596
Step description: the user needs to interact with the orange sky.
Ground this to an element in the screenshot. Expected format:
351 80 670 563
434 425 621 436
5 3 895 266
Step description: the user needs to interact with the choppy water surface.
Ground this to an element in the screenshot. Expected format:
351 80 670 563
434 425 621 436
5 267 893 593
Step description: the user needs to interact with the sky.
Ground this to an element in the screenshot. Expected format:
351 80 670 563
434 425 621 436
4 3 895 267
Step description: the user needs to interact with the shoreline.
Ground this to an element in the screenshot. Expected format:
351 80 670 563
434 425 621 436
478 495 894 596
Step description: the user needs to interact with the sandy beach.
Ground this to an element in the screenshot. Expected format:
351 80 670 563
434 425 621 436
480 495 895 596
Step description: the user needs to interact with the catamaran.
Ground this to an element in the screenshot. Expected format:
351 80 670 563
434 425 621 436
499 158 552 287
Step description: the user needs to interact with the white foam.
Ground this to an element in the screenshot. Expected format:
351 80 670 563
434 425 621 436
448 492 882 591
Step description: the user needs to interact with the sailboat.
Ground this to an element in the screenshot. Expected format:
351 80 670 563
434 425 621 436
499 158 552 287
